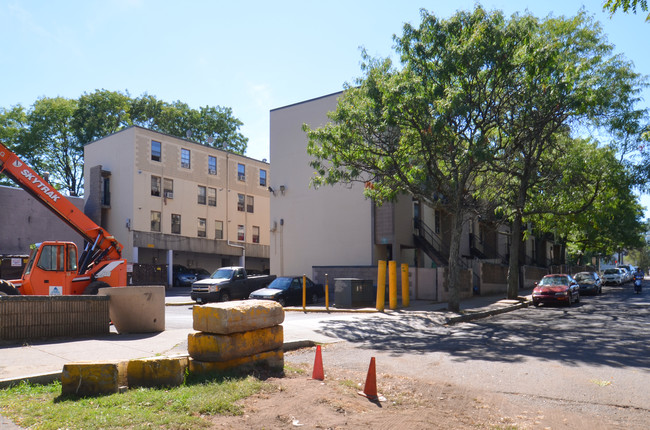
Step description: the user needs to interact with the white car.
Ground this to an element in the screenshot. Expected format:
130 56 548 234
602 268 625 285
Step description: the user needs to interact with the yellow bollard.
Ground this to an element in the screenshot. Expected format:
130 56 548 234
302 275 307 311
401 263 410 307
389 260 397 310
376 260 386 312
325 274 330 311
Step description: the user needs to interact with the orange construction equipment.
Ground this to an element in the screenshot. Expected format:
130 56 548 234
0 142 126 296
311 345 324 380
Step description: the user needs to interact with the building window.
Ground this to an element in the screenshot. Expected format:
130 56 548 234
181 148 191 169
198 218 206 237
208 156 217 175
151 176 161 197
207 187 216 206
101 177 110 206
197 185 206 205
237 163 245 181
237 225 245 241
260 169 267 187
163 178 174 199
237 193 245 212
215 220 223 239
151 211 161 232
151 140 161 162
434 210 441 234
246 195 254 213
171 214 181 234
252 226 260 243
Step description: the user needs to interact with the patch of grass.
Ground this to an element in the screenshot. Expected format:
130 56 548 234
0 373 270 429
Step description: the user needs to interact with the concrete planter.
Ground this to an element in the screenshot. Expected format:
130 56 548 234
99 286 165 334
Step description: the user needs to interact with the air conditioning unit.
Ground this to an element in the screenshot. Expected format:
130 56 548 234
164 191 174 199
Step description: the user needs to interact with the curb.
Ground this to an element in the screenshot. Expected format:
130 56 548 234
445 300 531 324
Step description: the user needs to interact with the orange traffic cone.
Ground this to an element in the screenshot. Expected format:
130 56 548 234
311 345 324 380
358 357 386 401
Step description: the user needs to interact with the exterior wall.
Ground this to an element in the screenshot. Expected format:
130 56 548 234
84 126 271 275
270 93 373 277
0 185 85 256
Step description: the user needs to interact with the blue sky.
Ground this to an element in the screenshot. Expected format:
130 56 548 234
2 0 650 209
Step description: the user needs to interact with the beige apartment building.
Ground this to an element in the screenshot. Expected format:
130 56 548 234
270 92 558 297
83 126 271 282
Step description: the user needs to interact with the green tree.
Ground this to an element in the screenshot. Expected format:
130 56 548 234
603 0 650 21
72 89 133 143
1 90 249 195
24 97 84 196
306 7 530 311
0 106 28 187
486 11 646 299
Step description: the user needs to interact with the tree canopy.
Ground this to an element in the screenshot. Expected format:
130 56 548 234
0 90 248 195
305 6 648 311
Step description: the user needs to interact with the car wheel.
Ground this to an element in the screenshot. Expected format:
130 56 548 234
533 300 539 307
278 297 286 307
575 292 580 303
220 291 231 302
565 294 572 307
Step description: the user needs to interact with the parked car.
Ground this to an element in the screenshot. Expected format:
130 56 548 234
191 266 276 303
617 265 635 282
249 276 325 307
573 271 602 295
172 264 197 287
532 274 580 307
193 268 211 281
602 268 625 285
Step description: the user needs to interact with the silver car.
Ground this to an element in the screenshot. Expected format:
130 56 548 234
602 268 625 285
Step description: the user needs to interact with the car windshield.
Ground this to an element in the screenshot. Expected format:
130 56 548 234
211 268 233 280
574 273 594 283
604 269 620 275
539 276 569 286
267 277 293 291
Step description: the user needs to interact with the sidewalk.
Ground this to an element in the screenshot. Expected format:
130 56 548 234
0 290 532 388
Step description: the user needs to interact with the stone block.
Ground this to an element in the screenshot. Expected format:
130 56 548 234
61 361 126 396
189 349 284 376
188 325 283 362
193 300 284 335
126 355 189 388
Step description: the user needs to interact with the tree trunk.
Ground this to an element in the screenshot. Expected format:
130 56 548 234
507 212 522 300
447 208 465 312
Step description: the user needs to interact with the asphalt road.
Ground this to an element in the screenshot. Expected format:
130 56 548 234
151 284 650 427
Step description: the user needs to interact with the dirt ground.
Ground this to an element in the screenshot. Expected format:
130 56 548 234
207 350 628 430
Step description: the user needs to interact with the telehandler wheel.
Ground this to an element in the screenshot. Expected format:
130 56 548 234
83 281 111 295
0 279 20 296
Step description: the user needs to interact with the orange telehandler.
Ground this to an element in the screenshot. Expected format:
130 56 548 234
0 142 126 296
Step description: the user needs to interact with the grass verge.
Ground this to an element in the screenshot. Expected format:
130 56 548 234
0 372 273 429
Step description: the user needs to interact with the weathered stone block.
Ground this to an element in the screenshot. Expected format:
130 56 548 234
193 300 284 335
61 361 126 396
188 325 283 362
189 349 284 376
126 355 189 388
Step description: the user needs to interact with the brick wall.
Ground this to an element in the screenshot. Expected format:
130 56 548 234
0 296 110 341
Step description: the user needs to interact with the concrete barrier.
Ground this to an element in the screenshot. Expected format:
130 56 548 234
98 286 165 333
189 349 284 376
61 361 127 396
193 300 284 334
188 325 283 362
0 295 109 341
126 355 189 388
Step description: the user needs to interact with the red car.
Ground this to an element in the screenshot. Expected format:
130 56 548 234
532 274 580 307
